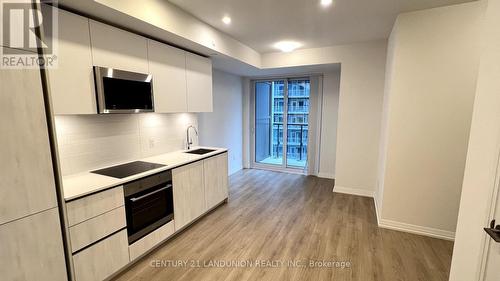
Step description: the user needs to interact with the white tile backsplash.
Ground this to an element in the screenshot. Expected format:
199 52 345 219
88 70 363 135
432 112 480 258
55 113 198 175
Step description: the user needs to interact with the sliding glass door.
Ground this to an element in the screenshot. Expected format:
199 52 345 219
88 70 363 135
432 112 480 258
286 79 309 168
254 78 310 170
255 80 285 165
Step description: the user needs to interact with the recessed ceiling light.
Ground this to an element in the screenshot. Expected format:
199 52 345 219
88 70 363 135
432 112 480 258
222 16 231 25
274 41 302 53
320 0 333 7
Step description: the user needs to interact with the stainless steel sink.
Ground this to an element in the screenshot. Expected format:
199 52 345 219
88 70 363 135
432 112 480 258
184 148 216 155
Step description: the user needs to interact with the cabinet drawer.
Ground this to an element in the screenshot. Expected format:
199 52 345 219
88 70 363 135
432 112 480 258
66 186 124 226
73 229 129 281
129 221 175 261
69 206 126 253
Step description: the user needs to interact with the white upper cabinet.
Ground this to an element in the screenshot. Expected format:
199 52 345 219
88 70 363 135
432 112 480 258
148 40 188 113
186 52 213 112
89 20 149 73
43 8 213 114
44 7 96 114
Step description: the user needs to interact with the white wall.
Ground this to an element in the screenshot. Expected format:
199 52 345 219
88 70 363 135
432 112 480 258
199 69 244 175
377 2 484 239
318 71 340 179
450 0 500 279
55 113 198 175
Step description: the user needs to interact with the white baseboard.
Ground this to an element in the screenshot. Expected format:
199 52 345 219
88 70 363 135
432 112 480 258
333 185 375 198
317 172 335 179
378 219 455 241
373 197 381 226
229 167 243 176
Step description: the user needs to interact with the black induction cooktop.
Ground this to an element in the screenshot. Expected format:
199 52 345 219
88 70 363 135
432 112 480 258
91 161 166 179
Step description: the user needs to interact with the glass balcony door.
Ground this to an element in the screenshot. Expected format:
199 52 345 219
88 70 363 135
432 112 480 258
286 79 309 168
254 78 310 170
255 80 285 166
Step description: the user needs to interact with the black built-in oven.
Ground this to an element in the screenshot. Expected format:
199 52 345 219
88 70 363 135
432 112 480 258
124 170 173 244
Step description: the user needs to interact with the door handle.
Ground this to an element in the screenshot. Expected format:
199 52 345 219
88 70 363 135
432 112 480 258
484 219 500 243
130 184 172 202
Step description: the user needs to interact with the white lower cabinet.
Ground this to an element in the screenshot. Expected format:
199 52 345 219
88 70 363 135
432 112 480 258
172 153 229 231
204 153 229 209
67 186 127 281
172 161 206 230
129 221 175 261
73 229 129 281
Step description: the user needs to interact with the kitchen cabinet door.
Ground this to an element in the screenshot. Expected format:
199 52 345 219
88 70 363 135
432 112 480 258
186 52 213 112
148 40 188 112
0 208 67 281
204 153 229 210
72 229 129 281
172 161 206 230
43 7 96 114
89 20 149 73
0 47 57 225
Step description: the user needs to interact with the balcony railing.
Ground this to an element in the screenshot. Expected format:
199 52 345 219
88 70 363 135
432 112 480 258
288 90 310 97
287 106 309 113
273 107 309 113
271 124 308 161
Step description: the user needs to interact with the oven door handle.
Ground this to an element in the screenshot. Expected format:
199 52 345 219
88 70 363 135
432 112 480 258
129 184 172 202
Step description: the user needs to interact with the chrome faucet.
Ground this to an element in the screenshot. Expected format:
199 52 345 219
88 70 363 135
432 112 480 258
186 125 198 150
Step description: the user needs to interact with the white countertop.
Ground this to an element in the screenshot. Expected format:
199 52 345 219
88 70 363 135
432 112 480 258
62 147 228 201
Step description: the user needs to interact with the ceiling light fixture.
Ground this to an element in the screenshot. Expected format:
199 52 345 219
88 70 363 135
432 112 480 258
274 41 302 53
222 16 231 25
320 0 333 7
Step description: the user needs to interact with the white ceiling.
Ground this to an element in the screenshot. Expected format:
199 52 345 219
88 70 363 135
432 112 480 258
168 0 475 53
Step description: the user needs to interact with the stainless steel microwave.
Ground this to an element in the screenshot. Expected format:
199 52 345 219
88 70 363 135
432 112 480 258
93 66 154 114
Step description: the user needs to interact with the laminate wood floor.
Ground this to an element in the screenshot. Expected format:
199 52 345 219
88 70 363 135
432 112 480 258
113 169 453 281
